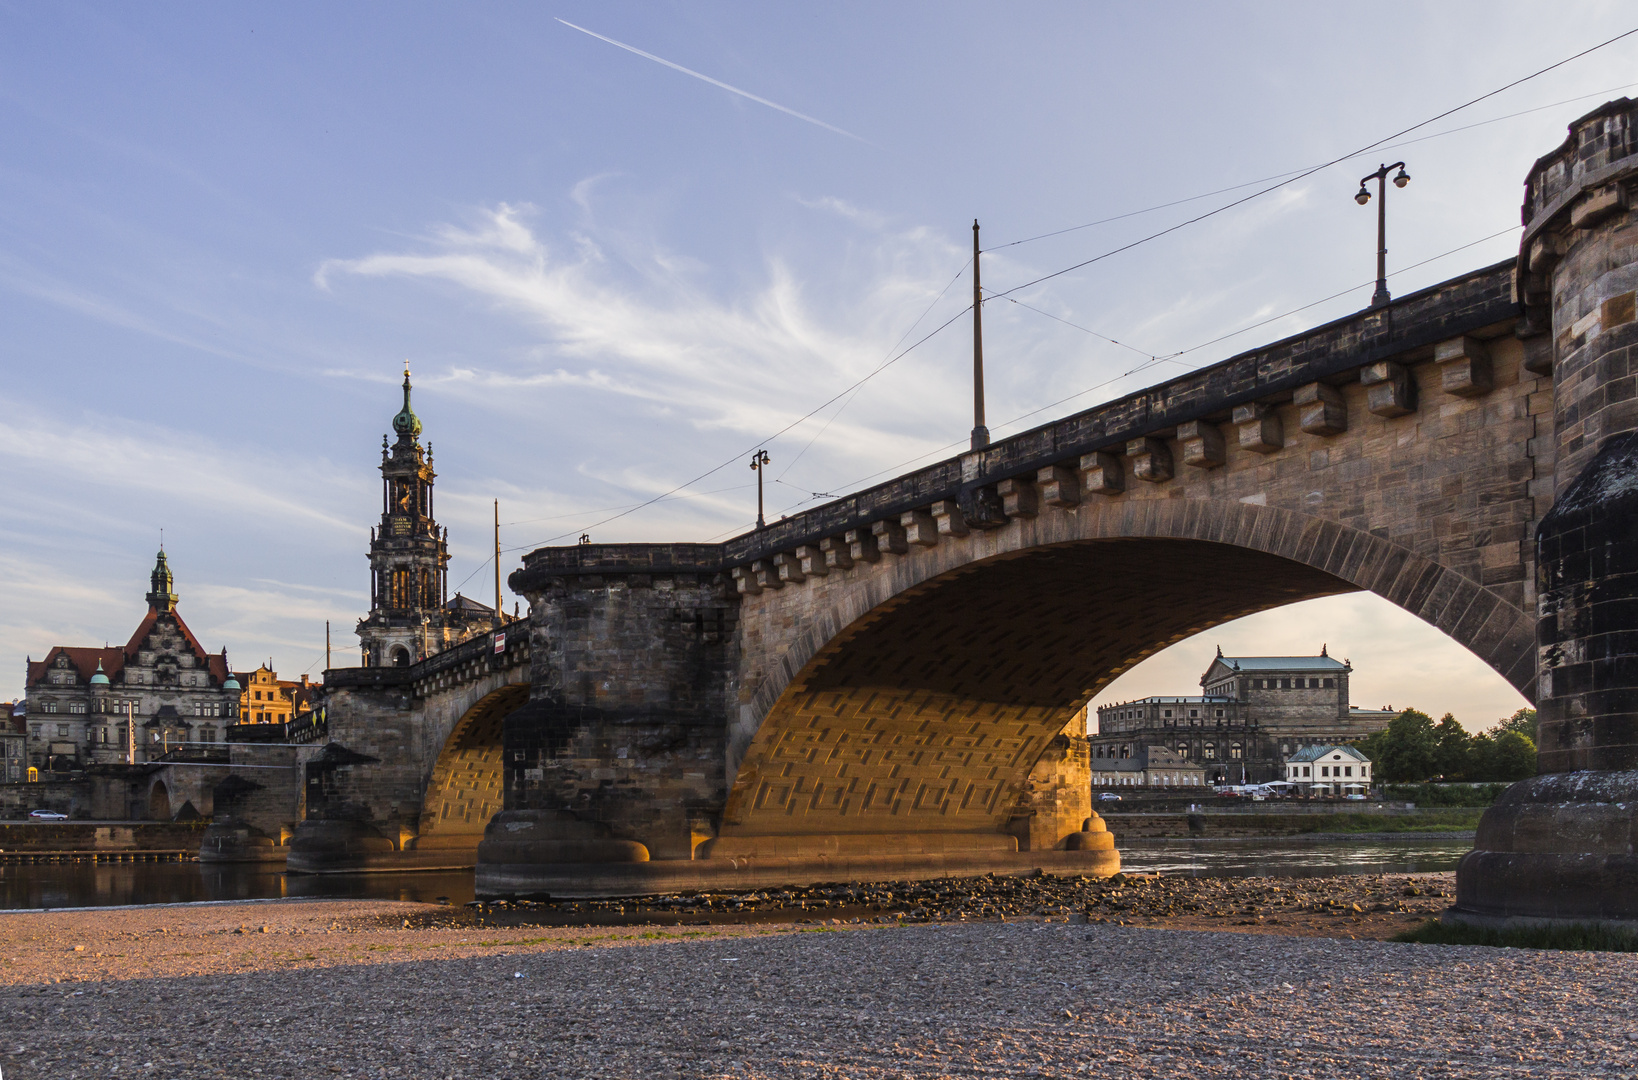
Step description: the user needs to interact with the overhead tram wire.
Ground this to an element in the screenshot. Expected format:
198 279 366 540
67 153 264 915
983 26 1638 299
773 257 973 484
980 78 1638 256
493 33 1638 551
770 223 1525 517
504 300 976 553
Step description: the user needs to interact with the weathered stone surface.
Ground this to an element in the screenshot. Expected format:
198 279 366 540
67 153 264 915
1455 96 1638 925
1295 382 1346 436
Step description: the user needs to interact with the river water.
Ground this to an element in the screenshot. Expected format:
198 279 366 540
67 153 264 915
0 837 1472 912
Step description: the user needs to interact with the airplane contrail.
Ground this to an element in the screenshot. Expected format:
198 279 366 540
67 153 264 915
556 18 867 143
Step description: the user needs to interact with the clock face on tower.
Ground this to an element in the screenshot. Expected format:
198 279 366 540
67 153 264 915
356 366 498 667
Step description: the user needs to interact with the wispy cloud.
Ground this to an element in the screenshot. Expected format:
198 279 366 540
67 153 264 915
555 19 868 144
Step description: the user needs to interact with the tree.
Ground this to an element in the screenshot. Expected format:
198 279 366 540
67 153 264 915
1433 713 1471 780
1489 730 1537 781
1374 709 1439 783
1466 733 1498 781
1494 708 1538 743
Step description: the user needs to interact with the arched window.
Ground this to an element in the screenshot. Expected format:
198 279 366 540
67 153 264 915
391 646 411 668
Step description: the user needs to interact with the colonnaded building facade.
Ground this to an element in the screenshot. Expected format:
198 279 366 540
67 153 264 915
22 551 243 774
355 365 498 667
1091 649 1395 784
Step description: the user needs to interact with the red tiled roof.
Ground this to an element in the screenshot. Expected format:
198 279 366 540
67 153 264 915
29 605 231 689
26 646 128 689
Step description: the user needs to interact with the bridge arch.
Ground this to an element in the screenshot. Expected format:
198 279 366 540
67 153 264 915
415 683 529 851
721 498 1534 843
147 779 172 821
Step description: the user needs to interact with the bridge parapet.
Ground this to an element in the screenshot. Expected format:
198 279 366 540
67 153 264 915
514 259 1528 603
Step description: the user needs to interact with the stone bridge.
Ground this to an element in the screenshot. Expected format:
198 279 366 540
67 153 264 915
482 100 1638 917
290 99 1638 923
207 626 532 870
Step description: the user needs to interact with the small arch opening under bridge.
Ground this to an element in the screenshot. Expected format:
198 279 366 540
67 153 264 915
416 683 529 852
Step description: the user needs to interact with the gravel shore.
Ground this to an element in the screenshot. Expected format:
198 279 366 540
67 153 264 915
2 872 1633 1078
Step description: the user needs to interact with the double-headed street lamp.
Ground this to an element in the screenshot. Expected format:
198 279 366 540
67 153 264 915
1355 162 1410 307
750 449 770 529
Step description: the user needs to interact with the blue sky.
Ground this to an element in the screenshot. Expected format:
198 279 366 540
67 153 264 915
3 2 1633 725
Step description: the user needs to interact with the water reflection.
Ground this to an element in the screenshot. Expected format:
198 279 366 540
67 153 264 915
0 838 1471 911
1116 838 1471 878
0 862 475 911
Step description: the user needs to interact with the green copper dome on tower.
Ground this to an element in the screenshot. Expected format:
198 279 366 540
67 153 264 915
392 362 422 440
90 660 110 687
146 548 178 612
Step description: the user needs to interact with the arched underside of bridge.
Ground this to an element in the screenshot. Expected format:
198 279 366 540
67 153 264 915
721 501 1536 846
416 683 529 850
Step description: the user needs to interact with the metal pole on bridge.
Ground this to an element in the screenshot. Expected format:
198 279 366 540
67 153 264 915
971 219 989 450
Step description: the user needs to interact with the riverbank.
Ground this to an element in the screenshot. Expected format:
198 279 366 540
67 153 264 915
0 872 1457 988
1102 808 1483 838
1 877 1630 1079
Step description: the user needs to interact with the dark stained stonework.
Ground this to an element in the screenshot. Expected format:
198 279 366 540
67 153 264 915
1451 97 1638 928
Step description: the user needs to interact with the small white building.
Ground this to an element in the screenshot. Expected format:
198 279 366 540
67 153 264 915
1284 744 1372 796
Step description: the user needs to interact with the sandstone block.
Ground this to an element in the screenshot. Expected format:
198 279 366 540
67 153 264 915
931 499 969 538
1295 382 1346 436
901 509 940 547
1079 451 1124 495
1435 336 1493 398
1037 465 1081 507
1125 436 1173 482
1233 403 1283 453
1177 420 1225 468
1360 361 1415 417
997 477 1038 518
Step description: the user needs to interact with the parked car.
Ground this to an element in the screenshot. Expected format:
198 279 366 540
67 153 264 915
28 809 68 821
1344 793 1368 801
1096 792 1122 802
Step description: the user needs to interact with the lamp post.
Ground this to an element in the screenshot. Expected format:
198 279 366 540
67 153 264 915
750 449 770 529
1355 162 1411 307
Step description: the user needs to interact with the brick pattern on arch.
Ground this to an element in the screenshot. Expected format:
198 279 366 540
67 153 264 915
726 500 1537 843
418 683 528 842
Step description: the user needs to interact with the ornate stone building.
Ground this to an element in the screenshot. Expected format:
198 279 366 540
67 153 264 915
355 365 496 667
22 551 242 773
1091 649 1396 784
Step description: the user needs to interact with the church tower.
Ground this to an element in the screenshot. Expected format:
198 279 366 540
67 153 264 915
356 365 494 667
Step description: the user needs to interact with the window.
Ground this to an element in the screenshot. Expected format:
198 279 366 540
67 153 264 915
1204 743 1216 760
1163 709 1173 718
30 725 41 737
1321 766 1330 777
69 702 86 714
1280 678 1291 689
1344 766 1353 777
1215 709 1224 717
1303 766 1311 777
57 724 69 737
254 691 263 701
43 703 57 714
1188 709 1198 718
1323 678 1335 688
1230 743 1243 760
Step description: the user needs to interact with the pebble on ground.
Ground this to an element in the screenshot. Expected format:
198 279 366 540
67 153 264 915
2 871 1632 1079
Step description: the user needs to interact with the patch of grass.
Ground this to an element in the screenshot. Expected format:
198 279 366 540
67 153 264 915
1287 810 1484 834
1382 783 1509 808
1394 918 1638 952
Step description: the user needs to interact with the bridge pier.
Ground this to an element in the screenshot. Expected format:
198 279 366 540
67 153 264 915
476 552 1116 898
1451 99 1638 928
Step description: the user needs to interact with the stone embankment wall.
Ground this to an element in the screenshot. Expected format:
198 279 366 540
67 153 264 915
0 821 208 851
